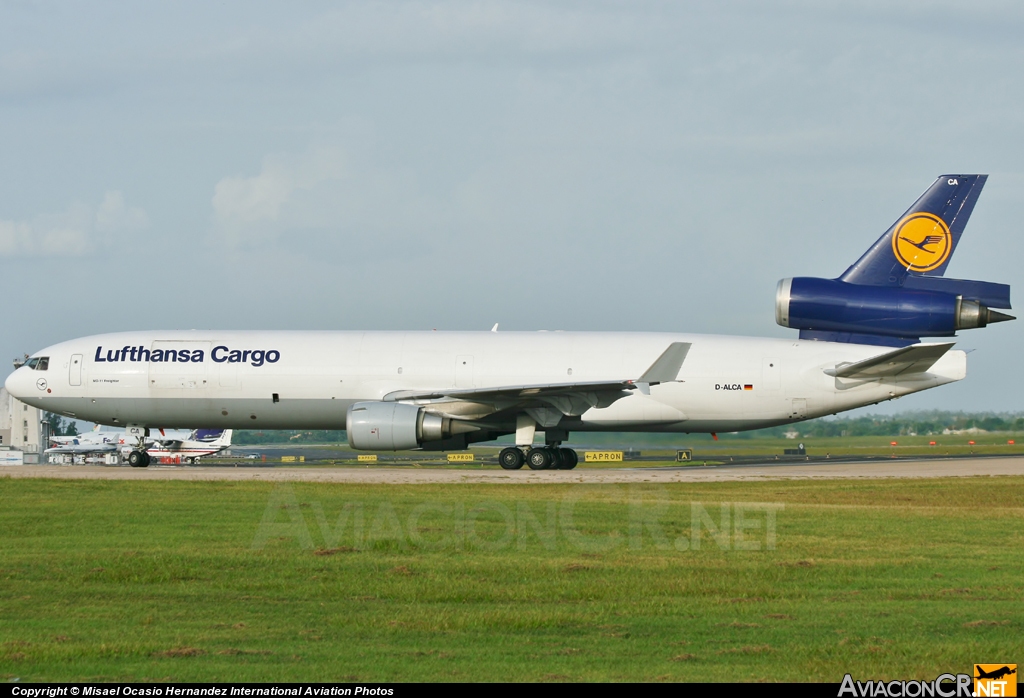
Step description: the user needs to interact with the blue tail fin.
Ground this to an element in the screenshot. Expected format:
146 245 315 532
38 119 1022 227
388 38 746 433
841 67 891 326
192 429 225 442
840 175 987 286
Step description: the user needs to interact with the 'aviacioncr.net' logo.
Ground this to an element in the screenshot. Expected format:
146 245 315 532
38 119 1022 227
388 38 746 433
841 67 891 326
891 212 953 272
974 664 1017 697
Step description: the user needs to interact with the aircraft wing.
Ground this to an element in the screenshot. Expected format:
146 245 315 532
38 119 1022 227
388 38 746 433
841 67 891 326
149 439 183 447
382 342 690 421
386 378 642 402
825 342 956 380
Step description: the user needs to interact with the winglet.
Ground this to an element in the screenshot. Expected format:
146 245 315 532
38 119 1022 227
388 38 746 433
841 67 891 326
638 342 691 385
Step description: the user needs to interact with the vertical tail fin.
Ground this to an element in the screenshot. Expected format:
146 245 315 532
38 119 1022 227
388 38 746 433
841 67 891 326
191 428 228 443
840 175 987 286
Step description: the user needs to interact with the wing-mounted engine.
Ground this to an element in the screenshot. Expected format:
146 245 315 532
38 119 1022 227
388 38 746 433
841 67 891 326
346 402 480 451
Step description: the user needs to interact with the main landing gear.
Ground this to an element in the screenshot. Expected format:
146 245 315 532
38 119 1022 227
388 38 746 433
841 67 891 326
123 425 151 468
498 446 578 471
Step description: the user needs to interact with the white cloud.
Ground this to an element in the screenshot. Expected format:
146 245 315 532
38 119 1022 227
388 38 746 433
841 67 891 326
0 191 147 257
211 146 344 243
95 190 149 236
0 219 88 257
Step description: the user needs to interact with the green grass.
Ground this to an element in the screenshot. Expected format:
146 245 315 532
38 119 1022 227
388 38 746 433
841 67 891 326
1 476 1021 681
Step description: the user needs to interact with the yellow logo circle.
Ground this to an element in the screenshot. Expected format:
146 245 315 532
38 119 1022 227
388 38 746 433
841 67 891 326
891 213 952 272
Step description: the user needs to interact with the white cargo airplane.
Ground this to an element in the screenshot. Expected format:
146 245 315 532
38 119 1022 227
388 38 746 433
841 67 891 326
5 175 1013 470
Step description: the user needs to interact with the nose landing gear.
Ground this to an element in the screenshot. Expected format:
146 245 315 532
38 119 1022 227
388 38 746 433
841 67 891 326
123 425 151 467
127 450 151 467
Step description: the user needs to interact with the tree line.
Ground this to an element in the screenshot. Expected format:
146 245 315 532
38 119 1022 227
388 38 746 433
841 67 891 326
43 412 79 437
715 411 1024 439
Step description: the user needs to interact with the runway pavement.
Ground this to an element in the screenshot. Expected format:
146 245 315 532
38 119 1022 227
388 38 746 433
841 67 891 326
3 456 1024 484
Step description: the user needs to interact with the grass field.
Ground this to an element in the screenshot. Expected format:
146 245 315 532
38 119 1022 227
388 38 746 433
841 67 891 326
1 475 1021 682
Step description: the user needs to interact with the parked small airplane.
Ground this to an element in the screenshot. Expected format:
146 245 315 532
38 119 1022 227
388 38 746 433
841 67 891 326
145 428 233 464
48 424 119 447
46 427 231 465
45 440 118 456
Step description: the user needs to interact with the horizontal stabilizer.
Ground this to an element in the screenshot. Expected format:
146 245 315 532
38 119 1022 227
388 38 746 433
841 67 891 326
825 342 955 380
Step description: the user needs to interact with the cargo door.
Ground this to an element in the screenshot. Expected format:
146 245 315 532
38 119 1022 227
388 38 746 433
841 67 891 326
69 354 83 386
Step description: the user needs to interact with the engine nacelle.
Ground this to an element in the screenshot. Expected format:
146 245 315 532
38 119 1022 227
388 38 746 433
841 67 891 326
776 277 1012 339
346 401 475 451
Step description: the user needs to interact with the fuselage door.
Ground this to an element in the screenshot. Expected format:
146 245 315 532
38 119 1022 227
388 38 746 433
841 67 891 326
69 354 83 386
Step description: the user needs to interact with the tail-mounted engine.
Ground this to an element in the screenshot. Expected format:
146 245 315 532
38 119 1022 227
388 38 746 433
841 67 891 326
775 175 1014 345
776 277 1013 342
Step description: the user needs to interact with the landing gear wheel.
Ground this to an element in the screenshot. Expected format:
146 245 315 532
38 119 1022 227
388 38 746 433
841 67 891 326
527 448 552 470
142 452 151 467
499 447 525 470
559 448 578 470
548 447 564 470
128 450 145 467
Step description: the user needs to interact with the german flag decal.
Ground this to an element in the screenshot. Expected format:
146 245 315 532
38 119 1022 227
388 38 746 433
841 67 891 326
744 384 753 391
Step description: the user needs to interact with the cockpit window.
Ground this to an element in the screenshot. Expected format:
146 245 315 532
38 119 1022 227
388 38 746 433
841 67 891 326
25 358 39 369
26 357 49 370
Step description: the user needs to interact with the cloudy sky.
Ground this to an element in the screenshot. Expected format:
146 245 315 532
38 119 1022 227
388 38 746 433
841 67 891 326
2 1 1023 414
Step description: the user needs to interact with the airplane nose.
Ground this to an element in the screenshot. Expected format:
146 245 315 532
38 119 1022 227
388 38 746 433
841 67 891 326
4 367 32 399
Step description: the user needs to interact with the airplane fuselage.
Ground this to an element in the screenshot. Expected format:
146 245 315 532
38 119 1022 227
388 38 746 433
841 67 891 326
5 330 966 436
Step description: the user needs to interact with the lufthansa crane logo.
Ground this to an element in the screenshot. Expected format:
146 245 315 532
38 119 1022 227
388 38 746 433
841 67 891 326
891 212 952 272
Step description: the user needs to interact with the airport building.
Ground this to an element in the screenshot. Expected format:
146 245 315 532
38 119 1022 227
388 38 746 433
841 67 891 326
0 387 42 463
